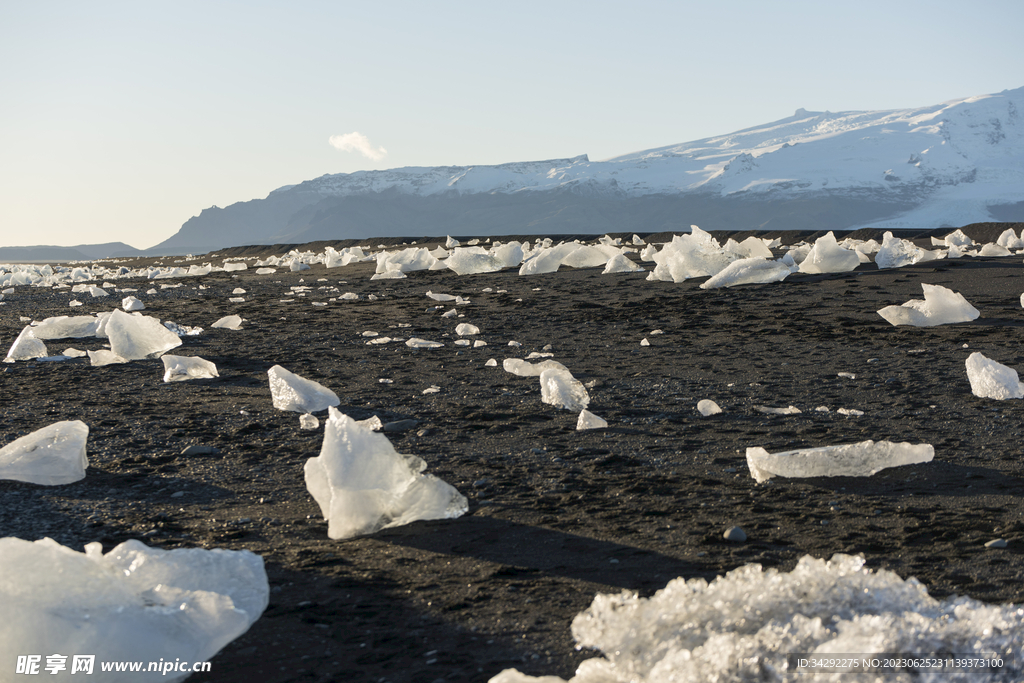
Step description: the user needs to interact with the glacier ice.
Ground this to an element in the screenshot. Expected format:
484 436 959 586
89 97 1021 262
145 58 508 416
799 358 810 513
489 553 1023 683
0 420 89 485
697 399 722 416
122 295 145 311
576 409 607 430
161 355 219 383
88 349 128 367
745 439 934 483
503 358 569 377
5 326 48 361
875 231 937 268
211 315 243 330
877 283 980 326
30 315 100 339
406 338 444 349
455 323 480 336
540 367 590 411
602 253 643 274
303 407 468 539
299 413 320 430
700 257 791 289
105 310 182 360
797 231 861 273
268 365 340 413
0 536 268 683
965 352 1024 399
446 248 505 275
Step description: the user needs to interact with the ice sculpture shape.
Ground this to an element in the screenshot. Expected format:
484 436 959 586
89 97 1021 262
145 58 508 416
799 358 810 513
211 315 243 330
700 257 791 289
797 231 861 273
539 367 590 411
5 326 48 361
0 420 89 485
304 407 468 539
877 283 979 326
105 310 182 360
965 352 1024 399
576 409 607 430
267 365 340 413
490 553 1023 683
161 355 219 383
745 439 933 483
0 537 268 683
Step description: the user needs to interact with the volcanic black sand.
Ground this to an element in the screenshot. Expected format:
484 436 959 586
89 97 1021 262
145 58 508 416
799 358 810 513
2 227 1023 682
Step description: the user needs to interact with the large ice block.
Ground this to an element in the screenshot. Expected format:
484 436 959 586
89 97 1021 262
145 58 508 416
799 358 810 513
965 352 1024 399
877 283 980 326
105 309 182 360
745 439 933 483
539 367 590 411
304 407 468 539
0 537 268 682
0 420 89 485
162 355 220 383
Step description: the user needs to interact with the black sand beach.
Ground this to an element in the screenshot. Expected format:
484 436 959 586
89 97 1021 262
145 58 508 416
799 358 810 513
2 226 1023 682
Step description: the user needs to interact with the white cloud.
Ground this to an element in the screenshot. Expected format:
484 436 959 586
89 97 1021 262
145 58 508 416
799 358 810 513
328 132 388 161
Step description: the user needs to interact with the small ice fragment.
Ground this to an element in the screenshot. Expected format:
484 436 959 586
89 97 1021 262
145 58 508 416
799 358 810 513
508 341 521 347
754 405 802 415
576 409 608 430
211 315 243 330
838 372 856 379
357 415 383 431
455 323 480 336
161 355 219 382
650 329 664 335
473 340 487 348
640 338 650 346
503 358 569 377
303 407 468 539
837 408 865 416
362 331 379 337
815 406 831 412
745 440 934 483
340 292 359 300
267 365 340 413
454 339 471 346
299 414 320 430
965 352 1024 399
366 337 393 345
697 399 722 416
539 367 590 411
256 267 276 274
485 359 497 367
441 308 458 318
62 348 87 358
68 300 83 307
228 297 245 303
422 385 441 395
406 338 444 349
122 296 145 311
87 350 128 367
0 420 89 485
985 538 1008 549
723 526 747 542
378 378 394 384
232 288 246 294
526 352 553 359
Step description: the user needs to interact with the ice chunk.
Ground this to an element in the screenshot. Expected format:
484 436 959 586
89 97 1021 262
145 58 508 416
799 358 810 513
30 315 100 339
88 349 128 366
539 367 590 411
303 407 468 539
62 348 87 358
697 399 722 416
163 321 204 336
161 355 219 382
942 228 974 247
267 365 340 413
224 261 248 271
455 323 480 336
122 295 145 311
875 231 934 268
473 340 487 348
256 267 276 274
997 228 1024 249
746 439 933 483
490 552 1023 683
965 352 1024 399
300 413 320 430
754 405 801 415
700 257 791 289
877 283 980 326
211 315 243 330
406 338 444 349
445 235 460 248
0 420 89 485
797 231 861 273
576 409 607 430
503 358 569 377
562 245 611 269
446 248 504 275
602 253 643 274
104 310 182 360
5 326 48 361
0 536 267 682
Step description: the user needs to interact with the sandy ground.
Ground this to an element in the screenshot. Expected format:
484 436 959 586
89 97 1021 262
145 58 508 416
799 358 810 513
1 228 1023 682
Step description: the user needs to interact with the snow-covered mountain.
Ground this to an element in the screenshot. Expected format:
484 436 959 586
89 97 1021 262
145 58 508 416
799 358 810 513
154 86 1024 254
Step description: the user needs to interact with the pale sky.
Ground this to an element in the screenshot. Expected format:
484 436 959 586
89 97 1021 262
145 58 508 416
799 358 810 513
1 0 1022 249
